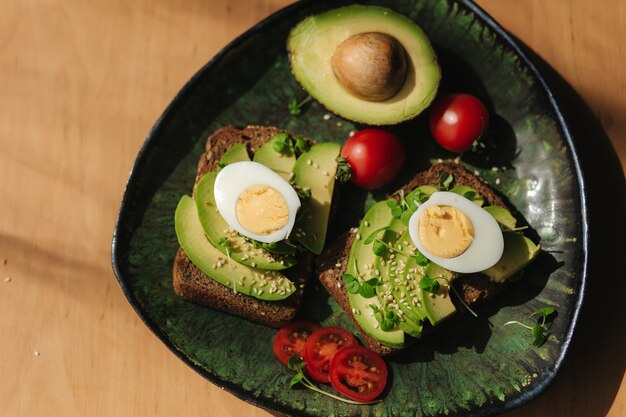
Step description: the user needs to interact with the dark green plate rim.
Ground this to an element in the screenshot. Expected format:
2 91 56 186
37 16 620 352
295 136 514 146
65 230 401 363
111 0 589 415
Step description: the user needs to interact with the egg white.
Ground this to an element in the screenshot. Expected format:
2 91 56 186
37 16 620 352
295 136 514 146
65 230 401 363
408 191 504 273
213 161 301 243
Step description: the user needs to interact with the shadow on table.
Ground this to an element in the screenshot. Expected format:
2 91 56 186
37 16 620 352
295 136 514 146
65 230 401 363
499 44 626 417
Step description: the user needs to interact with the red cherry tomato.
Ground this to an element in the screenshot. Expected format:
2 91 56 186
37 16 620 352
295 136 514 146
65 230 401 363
429 93 490 152
340 129 405 190
272 321 321 367
329 345 388 402
303 326 358 383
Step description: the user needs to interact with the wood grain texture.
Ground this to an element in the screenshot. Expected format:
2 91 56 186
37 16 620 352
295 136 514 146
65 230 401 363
0 1 623 417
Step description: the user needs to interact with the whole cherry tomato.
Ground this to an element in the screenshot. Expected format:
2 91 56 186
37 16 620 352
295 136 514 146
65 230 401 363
340 129 405 190
429 93 489 152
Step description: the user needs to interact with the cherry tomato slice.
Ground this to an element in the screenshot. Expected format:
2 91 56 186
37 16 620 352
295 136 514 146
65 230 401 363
329 345 388 402
272 321 320 367
429 93 489 152
340 129 405 190
303 326 358 383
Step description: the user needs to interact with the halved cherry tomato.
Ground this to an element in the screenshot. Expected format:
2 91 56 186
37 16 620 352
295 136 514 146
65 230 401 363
429 93 490 152
303 326 358 383
272 321 320 367
328 345 388 402
340 129 405 190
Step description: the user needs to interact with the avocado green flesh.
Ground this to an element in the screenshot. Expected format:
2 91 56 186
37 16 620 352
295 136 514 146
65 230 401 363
375 225 423 338
342 180 542 342
346 201 404 348
195 173 296 270
292 142 340 255
287 5 440 125
219 143 250 166
450 185 484 206
421 263 457 326
484 205 519 230
482 232 540 283
174 196 295 301
252 136 296 181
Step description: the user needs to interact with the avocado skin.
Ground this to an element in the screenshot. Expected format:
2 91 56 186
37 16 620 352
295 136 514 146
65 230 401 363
287 5 440 125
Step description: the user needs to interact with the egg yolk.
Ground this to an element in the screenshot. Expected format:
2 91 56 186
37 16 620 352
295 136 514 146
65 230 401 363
235 185 289 236
418 205 474 258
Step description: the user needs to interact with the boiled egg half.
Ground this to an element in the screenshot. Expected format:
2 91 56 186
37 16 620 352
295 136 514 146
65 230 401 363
213 161 301 243
408 191 504 273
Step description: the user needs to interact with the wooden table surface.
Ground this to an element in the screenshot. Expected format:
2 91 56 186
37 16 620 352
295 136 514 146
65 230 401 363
1 1 624 416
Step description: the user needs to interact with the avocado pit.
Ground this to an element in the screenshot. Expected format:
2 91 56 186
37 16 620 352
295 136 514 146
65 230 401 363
331 32 408 102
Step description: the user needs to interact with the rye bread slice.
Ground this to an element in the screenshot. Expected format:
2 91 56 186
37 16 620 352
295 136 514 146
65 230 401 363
173 125 314 328
316 160 513 355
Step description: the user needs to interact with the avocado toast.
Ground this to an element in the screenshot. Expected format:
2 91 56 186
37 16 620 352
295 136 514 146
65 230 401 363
173 125 340 327
316 161 540 356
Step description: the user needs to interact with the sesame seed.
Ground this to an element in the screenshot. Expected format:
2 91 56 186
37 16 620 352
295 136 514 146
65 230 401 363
335 263 342 268
323 114 331 120
337 282 342 288
495 178 501 185
474 170 480 176
336 122 343 127
356 233 361 240
322 170 329 176
313 163 319 169
251 262 256 268
4 276 11 283
491 166 499 172
307 159 312 165
33 351 40 357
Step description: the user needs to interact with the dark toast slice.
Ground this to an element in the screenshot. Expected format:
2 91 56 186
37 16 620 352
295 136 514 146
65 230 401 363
316 161 512 355
173 125 313 328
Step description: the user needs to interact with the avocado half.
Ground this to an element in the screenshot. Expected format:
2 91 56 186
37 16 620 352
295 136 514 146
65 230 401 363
287 5 441 125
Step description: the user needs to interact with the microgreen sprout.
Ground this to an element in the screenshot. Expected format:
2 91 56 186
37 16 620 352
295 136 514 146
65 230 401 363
418 275 440 293
439 172 454 190
287 355 381 404
288 94 312 117
272 133 291 153
335 157 352 183
370 304 399 331
503 307 557 347
342 275 379 298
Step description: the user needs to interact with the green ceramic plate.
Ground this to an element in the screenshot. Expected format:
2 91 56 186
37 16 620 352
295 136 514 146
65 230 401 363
112 1 587 416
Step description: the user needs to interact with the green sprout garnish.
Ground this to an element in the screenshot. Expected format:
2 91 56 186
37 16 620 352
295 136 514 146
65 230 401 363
370 304 399 331
342 274 379 298
287 356 381 404
418 275 440 293
439 172 454 190
288 94 312 117
503 307 557 347
272 133 291 153
335 157 352 183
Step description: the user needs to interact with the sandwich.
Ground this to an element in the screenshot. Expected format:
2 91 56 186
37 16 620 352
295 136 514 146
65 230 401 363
316 160 540 356
173 125 340 327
